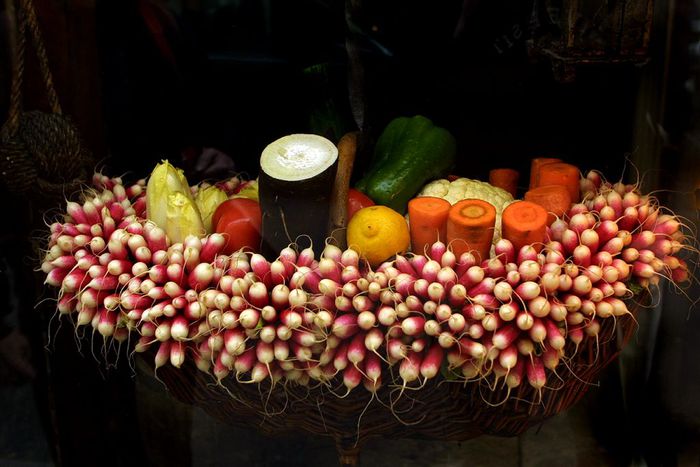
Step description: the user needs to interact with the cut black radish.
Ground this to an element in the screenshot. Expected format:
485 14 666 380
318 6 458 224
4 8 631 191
259 134 338 258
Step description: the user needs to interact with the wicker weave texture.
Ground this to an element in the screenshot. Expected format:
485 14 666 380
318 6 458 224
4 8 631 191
149 308 638 464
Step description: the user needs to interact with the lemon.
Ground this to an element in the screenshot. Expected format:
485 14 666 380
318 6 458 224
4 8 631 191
346 205 410 267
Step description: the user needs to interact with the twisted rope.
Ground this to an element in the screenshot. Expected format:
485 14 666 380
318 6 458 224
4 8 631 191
20 0 61 115
5 0 25 135
0 0 92 202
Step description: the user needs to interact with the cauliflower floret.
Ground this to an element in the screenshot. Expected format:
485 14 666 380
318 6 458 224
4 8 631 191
418 177 514 242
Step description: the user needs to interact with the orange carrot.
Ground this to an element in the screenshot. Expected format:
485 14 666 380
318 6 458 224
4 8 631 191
529 157 561 189
446 199 496 262
502 201 548 254
524 184 572 225
408 197 451 255
536 162 580 203
489 168 520 197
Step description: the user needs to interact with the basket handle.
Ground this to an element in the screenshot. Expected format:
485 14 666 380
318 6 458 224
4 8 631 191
5 0 62 135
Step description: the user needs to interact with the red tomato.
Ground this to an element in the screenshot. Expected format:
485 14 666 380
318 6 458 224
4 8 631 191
347 188 375 220
213 198 257 230
213 198 262 254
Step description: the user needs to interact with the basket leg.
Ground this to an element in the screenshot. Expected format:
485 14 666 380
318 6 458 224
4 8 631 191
335 436 361 466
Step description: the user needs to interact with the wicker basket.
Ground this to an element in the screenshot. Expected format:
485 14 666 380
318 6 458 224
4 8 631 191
147 297 643 465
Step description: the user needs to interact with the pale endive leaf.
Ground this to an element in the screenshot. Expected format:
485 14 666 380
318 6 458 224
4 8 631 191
165 192 205 244
146 160 204 243
231 179 259 202
195 185 228 233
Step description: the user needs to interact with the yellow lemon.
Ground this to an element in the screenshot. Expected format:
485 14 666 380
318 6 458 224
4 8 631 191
346 205 409 267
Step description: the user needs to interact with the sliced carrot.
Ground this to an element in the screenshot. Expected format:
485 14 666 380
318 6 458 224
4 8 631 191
408 197 451 255
502 201 548 253
536 162 580 203
489 168 520 197
446 199 496 262
524 184 572 225
529 157 561 189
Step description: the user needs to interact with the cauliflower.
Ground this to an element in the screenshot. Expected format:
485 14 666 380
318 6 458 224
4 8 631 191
418 177 514 242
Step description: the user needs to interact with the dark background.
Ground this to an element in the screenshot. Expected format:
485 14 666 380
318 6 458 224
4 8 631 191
95 0 661 185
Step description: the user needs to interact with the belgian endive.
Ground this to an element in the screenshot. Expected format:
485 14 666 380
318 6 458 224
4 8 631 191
146 161 205 244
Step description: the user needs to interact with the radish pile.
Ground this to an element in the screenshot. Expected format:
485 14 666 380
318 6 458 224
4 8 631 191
41 170 693 401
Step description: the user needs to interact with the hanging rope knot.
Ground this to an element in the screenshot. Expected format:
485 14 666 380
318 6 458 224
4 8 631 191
0 0 93 202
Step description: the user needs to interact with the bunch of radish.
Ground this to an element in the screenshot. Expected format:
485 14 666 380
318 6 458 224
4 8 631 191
41 175 148 344
40 174 241 357
580 170 690 287
40 170 693 402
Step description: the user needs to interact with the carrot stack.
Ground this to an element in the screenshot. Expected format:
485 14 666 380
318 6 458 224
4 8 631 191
502 200 548 253
446 199 496 262
408 197 451 255
489 168 520 197
524 185 572 225
529 157 561 189
536 162 580 203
